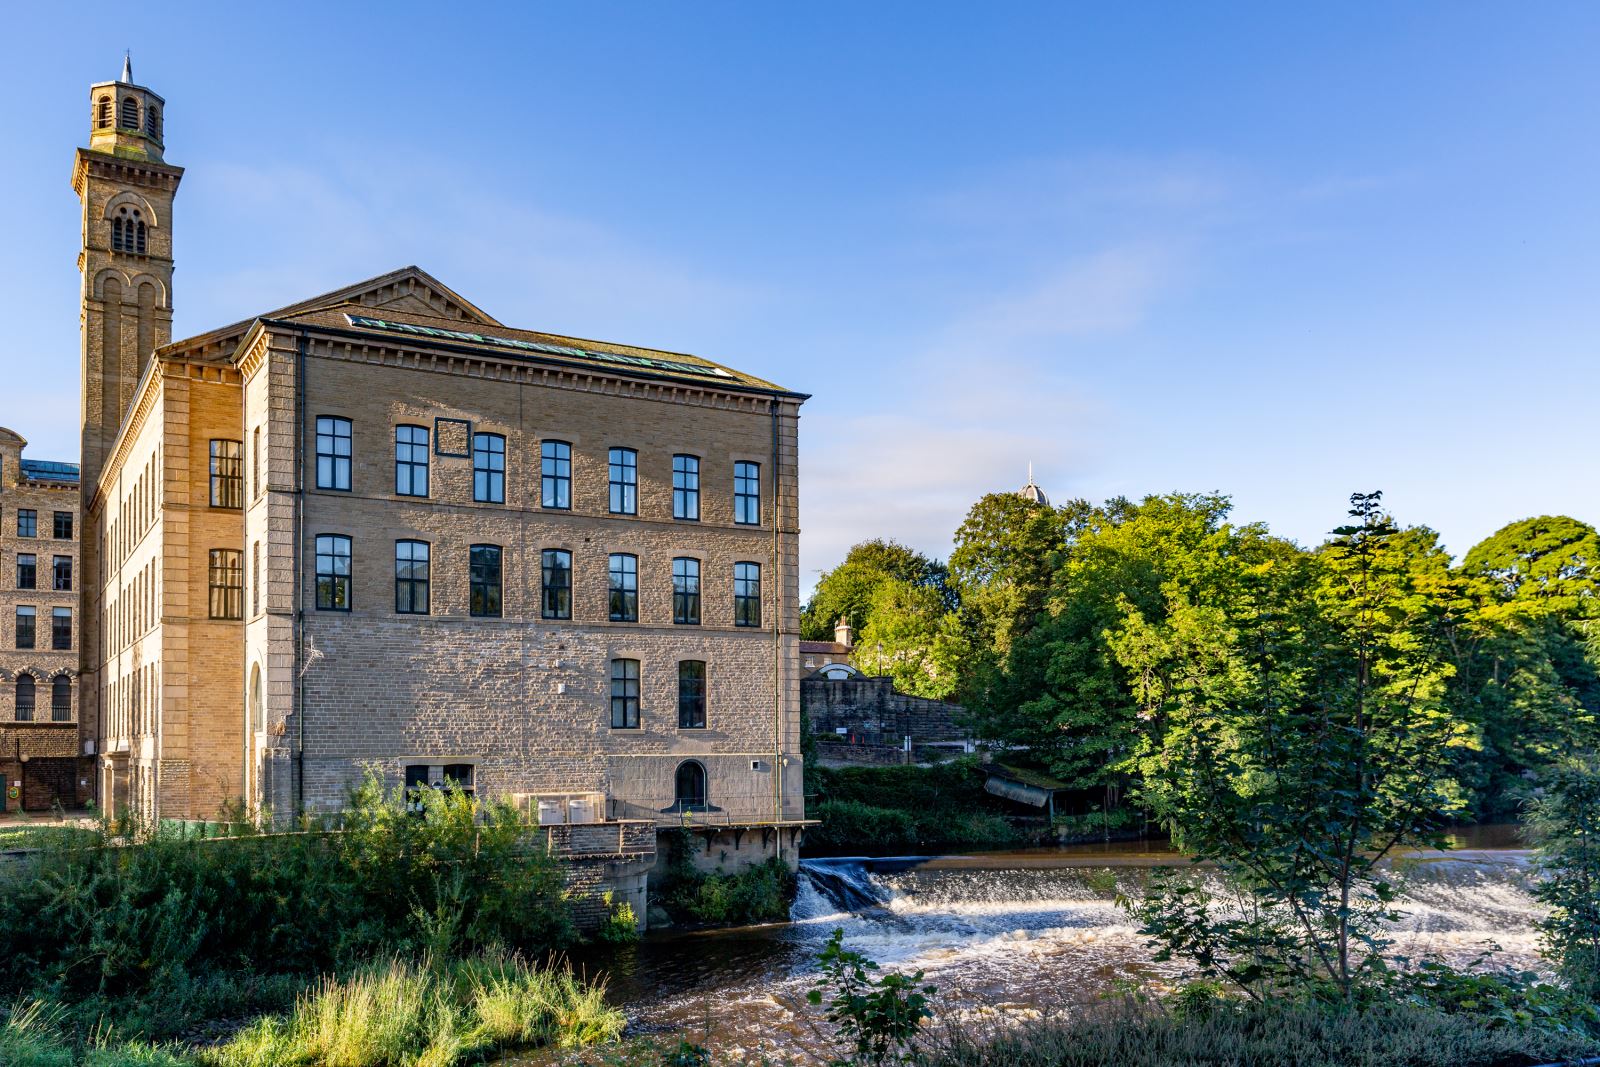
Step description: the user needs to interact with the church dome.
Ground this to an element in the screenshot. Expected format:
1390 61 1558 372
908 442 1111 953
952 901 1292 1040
1018 465 1049 506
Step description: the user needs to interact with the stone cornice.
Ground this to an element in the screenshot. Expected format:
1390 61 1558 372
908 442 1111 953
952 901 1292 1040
72 147 184 197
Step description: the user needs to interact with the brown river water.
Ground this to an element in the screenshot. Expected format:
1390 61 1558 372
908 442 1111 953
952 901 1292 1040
513 825 1545 1062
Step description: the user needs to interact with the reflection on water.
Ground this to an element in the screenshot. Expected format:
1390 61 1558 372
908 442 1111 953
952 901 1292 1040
541 826 1544 1061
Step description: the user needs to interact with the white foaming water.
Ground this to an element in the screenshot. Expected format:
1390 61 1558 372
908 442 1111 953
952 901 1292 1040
568 848 1550 1061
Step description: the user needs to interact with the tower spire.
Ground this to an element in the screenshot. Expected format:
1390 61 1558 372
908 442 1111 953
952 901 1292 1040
120 52 132 84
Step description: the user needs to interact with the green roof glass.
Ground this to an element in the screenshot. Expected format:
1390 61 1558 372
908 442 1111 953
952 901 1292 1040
343 314 734 380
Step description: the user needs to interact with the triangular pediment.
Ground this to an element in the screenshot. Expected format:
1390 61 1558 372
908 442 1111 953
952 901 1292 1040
162 266 499 364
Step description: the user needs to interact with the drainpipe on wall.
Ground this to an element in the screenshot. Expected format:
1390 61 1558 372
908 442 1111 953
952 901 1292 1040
770 399 783 856
293 330 308 819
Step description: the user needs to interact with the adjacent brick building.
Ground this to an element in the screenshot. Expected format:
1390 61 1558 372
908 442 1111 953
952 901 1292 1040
65 61 811 881
0 430 83 811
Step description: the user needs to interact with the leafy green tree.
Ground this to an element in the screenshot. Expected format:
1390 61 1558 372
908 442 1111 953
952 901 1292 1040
1529 758 1600 999
1464 516 1600 613
1122 493 1474 1004
807 929 936 1067
801 539 952 641
854 578 965 699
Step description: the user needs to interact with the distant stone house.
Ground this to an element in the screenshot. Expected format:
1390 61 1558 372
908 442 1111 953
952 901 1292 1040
799 618 969 763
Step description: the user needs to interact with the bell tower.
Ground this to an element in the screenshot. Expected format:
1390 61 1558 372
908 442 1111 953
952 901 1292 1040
72 54 182 497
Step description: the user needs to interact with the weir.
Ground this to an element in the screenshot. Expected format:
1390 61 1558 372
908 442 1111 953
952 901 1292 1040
580 846 1549 1060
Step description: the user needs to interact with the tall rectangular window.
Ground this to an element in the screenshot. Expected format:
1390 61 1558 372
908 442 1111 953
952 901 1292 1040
610 659 640 729
470 545 502 618
541 549 572 620
672 455 700 520
15 509 35 538
208 549 243 620
678 660 707 729
51 608 72 651
16 554 35 590
608 448 637 515
252 541 261 617
315 417 352 491
395 425 430 497
51 676 70 722
15 676 34 721
734 461 761 525
608 553 638 622
53 512 73 540
253 426 265 500
52 556 72 591
734 562 762 628
315 535 352 611
473 433 505 503
672 557 701 625
395 540 430 615
209 440 243 508
14 607 34 650
541 441 571 509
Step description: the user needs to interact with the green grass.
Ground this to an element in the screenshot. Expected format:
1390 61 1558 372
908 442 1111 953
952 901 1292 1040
205 954 623 1067
0 1000 194 1067
925 1001 1600 1067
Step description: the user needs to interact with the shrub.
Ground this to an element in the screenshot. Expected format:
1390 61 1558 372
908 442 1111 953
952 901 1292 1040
807 929 935 1067
805 761 1024 851
1528 758 1600 998
596 893 640 944
0 774 573 1038
652 845 797 926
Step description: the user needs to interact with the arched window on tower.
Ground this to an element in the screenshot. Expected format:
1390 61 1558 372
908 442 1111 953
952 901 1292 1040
96 96 113 129
111 206 146 254
120 96 140 130
145 104 161 139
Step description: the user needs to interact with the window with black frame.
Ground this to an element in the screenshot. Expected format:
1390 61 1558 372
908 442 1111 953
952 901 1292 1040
672 557 700 624
541 441 571 509
51 676 71 722
610 658 640 728
16 553 35 590
541 549 572 620
608 553 637 622
53 556 72 591
395 425 430 497
734 461 761 525
208 549 243 620
473 433 505 503
734 561 761 627
209 439 242 508
675 760 707 811
315 535 352 611
678 661 706 728
15 675 35 722
14 607 34 649
608 448 637 514
395 540 430 615
54 512 73 540
315 417 352 491
470 545 502 617
16 509 36 538
672 454 699 520
51 608 71 651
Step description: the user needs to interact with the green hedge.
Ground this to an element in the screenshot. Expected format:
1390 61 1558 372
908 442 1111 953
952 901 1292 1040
805 760 1024 851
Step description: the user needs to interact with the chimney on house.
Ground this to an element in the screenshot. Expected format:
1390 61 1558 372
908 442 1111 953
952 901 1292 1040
834 617 854 649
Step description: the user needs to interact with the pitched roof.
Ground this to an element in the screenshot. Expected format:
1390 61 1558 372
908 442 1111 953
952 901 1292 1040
161 265 499 365
800 640 852 656
265 303 799 395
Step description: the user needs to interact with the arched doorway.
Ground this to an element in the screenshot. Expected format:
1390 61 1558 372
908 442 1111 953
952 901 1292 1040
674 760 707 812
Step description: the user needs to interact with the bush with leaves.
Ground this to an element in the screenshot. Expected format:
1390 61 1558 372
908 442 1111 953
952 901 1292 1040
807 928 936 1067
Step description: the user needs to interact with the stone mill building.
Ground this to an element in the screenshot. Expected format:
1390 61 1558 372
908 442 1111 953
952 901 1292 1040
48 59 812 913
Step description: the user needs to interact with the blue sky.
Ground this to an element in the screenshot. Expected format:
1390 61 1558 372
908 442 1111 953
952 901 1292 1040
3 3 1596 592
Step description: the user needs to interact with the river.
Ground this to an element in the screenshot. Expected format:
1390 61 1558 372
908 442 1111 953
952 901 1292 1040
548 826 1545 1061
